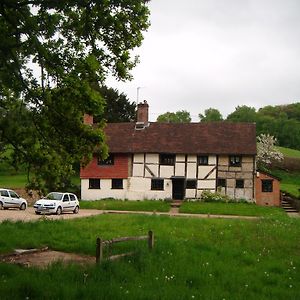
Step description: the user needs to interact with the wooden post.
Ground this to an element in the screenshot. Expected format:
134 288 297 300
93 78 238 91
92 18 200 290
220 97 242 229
96 237 103 264
148 230 154 250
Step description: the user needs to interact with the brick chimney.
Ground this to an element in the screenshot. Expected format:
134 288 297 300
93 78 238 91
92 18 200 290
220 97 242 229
83 114 93 125
137 100 149 125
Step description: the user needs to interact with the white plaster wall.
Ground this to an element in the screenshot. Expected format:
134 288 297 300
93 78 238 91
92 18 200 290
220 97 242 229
198 166 216 179
198 179 216 189
160 166 174 178
81 179 128 200
175 163 185 176
133 153 144 163
187 155 197 162
208 155 217 165
186 189 196 198
176 154 185 162
145 154 159 164
144 164 159 177
132 163 144 177
187 163 197 178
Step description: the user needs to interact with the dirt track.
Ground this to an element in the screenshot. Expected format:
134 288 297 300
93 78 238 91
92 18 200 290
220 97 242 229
0 207 103 222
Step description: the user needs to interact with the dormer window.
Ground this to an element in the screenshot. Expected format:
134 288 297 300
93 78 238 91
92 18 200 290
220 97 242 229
98 154 114 165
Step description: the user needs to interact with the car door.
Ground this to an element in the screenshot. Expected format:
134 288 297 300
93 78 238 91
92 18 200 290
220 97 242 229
62 194 71 211
0 190 10 207
69 194 77 211
8 190 21 208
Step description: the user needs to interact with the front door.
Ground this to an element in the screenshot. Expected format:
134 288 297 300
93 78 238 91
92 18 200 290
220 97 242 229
172 178 185 200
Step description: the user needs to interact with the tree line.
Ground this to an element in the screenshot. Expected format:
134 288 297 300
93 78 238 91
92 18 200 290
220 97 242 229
157 103 300 150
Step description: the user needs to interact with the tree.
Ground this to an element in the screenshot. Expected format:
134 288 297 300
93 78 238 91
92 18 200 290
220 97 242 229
226 106 257 122
156 110 191 123
94 86 136 123
0 1 150 193
256 134 283 168
199 108 223 122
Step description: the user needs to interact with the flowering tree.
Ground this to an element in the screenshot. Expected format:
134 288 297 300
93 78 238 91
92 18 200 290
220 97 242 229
256 134 283 167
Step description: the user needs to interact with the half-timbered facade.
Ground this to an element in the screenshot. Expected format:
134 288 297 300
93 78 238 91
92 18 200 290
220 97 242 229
81 102 257 201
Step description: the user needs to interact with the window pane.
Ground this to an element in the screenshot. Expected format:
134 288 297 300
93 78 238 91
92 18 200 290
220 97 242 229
112 179 123 189
186 179 197 189
159 154 175 165
262 180 273 192
151 179 164 190
198 156 208 165
98 154 114 165
217 178 226 187
235 179 244 188
229 155 242 167
89 179 100 189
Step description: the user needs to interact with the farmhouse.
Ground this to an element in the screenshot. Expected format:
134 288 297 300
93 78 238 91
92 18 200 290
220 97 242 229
81 101 260 202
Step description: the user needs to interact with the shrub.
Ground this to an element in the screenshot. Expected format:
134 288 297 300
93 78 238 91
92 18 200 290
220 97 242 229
200 191 231 203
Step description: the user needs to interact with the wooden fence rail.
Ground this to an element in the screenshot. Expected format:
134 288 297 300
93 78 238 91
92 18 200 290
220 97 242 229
96 230 154 264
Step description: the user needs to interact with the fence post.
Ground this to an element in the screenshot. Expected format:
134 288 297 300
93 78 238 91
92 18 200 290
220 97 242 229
96 237 103 264
148 230 154 250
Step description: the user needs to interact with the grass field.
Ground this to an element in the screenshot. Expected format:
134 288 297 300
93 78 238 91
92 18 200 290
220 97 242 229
276 146 300 158
0 214 299 299
80 199 170 212
180 202 285 217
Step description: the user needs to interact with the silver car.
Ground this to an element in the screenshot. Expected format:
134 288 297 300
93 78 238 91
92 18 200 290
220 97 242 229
0 188 27 210
33 192 80 215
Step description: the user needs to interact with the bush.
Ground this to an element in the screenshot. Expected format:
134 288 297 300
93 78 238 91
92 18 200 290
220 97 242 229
200 191 231 203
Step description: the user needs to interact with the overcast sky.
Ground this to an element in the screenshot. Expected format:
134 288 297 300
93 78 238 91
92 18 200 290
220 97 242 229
106 0 300 121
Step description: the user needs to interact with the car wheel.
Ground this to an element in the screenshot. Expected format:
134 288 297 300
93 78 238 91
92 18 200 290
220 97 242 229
35 211 41 215
56 206 62 215
73 206 79 214
0 202 3 210
20 203 26 210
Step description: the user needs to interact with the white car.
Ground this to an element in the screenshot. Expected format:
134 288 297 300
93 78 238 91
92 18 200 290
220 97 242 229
0 188 27 210
33 192 80 215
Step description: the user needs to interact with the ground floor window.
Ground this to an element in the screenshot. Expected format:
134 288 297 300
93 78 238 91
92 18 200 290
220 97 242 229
186 179 197 189
235 179 244 188
262 179 273 192
112 179 123 189
217 178 226 187
89 178 100 189
151 179 164 190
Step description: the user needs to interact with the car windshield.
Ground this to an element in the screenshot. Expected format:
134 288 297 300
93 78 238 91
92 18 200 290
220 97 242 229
45 192 63 201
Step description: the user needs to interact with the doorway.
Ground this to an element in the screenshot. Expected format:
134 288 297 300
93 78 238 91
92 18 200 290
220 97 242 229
172 178 185 200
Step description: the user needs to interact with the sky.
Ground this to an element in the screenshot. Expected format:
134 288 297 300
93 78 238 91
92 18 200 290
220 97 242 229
106 0 300 121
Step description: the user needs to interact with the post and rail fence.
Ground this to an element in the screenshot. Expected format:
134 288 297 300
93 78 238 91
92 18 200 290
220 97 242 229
96 230 154 264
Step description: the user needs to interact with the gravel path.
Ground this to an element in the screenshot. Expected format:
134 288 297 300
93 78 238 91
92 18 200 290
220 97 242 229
0 207 103 222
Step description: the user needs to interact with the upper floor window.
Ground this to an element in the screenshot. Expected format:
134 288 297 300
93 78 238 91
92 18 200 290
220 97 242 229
159 154 175 166
229 155 242 167
262 179 273 192
198 155 208 165
98 154 114 165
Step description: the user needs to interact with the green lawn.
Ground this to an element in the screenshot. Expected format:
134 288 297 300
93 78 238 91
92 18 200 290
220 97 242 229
0 173 28 189
80 199 170 212
276 146 300 158
180 201 286 217
0 214 299 299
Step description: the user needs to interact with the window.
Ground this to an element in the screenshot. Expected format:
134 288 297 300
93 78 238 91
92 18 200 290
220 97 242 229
98 154 114 165
235 179 244 188
151 179 164 190
262 180 273 192
159 154 175 165
229 155 242 167
63 194 70 202
89 178 100 189
217 178 226 187
198 155 208 165
112 179 123 189
9 191 19 198
70 194 76 201
0 190 9 197
186 179 197 189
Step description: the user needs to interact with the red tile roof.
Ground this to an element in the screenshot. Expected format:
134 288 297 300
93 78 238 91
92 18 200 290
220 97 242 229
104 122 257 155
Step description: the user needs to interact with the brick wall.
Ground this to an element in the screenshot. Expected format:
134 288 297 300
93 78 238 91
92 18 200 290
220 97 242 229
80 154 129 179
255 172 280 206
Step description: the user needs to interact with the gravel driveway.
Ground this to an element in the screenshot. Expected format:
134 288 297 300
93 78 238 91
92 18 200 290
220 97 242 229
0 207 103 222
